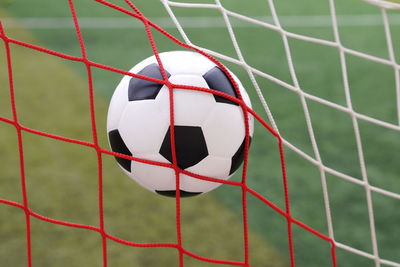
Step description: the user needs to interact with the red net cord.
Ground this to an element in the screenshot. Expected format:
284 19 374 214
0 0 338 266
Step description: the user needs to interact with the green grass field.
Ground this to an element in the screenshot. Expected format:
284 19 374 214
1 0 400 266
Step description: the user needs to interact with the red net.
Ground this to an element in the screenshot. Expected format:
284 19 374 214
0 0 337 266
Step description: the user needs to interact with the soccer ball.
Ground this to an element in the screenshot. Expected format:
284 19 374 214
107 51 254 197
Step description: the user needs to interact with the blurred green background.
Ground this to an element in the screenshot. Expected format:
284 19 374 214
0 0 399 266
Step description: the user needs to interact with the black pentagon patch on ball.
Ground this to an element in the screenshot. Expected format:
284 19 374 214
159 126 209 170
229 137 252 175
108 129 132 172
203 66 239 106
156 190 202 198
128 63 171 101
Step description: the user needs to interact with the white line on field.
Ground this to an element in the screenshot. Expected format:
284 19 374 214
1 14 400 29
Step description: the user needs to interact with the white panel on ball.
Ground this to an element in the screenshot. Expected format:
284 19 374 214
186 155 231 180
156 51 216 76
107 76 130 132
169 74 215 126
180 173 223 193
181 155 232 193
202 104 247 157
224 70 254 135
130 153 176 192
127 51 216 77
118 97 170 154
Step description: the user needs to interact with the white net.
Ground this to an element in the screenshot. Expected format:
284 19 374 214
160 0 400 266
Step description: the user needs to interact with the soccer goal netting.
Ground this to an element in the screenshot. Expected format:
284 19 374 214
0 0 399 266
